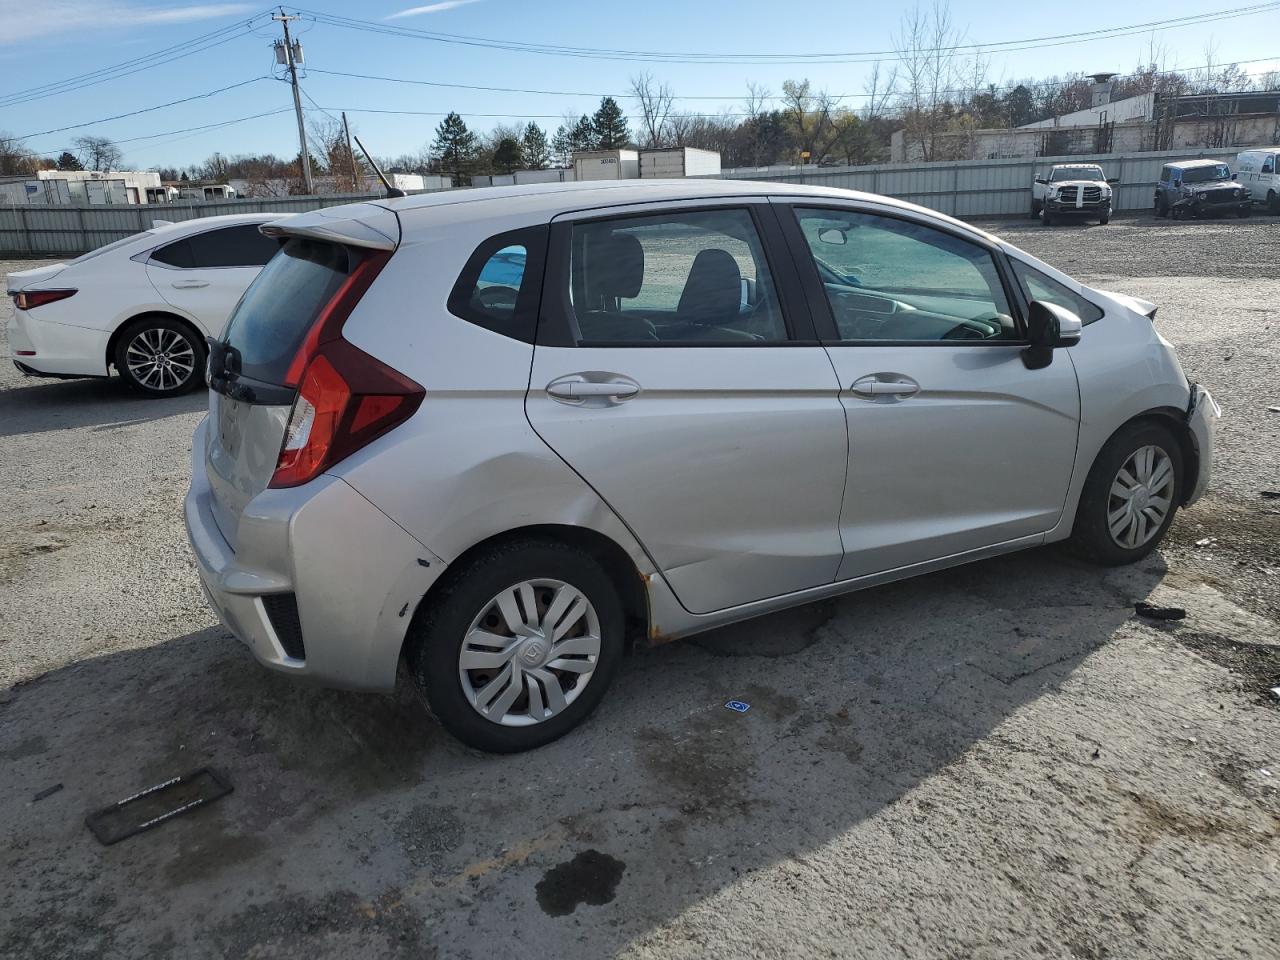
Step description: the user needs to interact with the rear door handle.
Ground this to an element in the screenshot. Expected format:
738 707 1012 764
850 374 920 399
546 374 640 403
172 280 210 289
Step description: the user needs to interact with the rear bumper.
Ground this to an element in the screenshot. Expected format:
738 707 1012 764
5 308 109 377
1185 384 1219 506
184 417 445 692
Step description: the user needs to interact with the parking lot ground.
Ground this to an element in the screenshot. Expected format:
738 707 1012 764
2 213 1279 959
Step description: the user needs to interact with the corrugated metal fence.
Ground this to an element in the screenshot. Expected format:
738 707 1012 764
722 147 1240 218
0 191 398 257
1 148 1244 256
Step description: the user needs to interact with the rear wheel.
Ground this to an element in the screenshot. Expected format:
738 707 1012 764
1067 421 1183 566
1268 190 1278 215
1238 203 1252 218
1030 199 1041 218
1041 208 1053 227
114 316 205 397
1156 196 1169 218
408 540 625 752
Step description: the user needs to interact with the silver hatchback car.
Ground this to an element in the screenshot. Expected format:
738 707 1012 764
185 180 1218 752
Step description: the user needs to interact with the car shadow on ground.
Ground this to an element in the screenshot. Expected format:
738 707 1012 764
0 376 207 439
0 547 1165 958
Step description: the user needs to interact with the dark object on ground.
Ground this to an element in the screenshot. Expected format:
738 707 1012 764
85 768 232 846
535 849 626 916
32 784 63 802
1135 601 1187 621
1261 491 1280 499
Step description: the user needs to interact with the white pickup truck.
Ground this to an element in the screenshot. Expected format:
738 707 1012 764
1031 164 1116 226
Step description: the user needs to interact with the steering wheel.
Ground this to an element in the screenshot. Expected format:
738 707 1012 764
476 285 519 311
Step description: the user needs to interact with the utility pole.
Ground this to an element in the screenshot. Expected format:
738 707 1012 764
342 111 358 192
273 10 313 194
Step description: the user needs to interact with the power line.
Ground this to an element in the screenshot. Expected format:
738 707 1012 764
294 3 1280 65
304 55 1280 108
0 12 274 109
17 78 270 141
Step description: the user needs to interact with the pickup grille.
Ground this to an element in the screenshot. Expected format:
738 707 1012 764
1058 185 1103 204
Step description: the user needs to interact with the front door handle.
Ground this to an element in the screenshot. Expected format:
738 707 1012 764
546 374 640 403
172 280 210 289
850 374 920 399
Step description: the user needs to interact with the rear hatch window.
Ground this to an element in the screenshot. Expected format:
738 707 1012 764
220 237 352 388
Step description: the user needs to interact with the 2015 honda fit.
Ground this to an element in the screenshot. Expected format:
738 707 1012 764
184 181 1218 753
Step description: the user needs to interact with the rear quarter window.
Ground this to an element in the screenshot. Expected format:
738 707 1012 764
447 226 547 343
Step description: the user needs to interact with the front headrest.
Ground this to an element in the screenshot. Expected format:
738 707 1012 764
676 248 741 326
590 231 645 300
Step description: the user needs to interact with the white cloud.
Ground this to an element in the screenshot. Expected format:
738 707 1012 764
386 0 481 20
2 2 254 44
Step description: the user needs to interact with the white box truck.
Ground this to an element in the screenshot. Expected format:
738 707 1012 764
573 150 639 181
640 148 722 178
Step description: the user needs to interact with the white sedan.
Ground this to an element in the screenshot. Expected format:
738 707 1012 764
6 213 287 397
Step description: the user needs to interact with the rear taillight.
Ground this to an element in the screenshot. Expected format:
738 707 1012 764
13 289 76 310
268 249 421 488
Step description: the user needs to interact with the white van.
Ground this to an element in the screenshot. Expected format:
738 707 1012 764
1236 148 1280 213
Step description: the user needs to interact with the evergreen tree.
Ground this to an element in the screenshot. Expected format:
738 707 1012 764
521 122 551 169
432 111 478 184
55 151 83 171
570 114 597 152
591 97 630 149
492 136 523 173
551 123 574 167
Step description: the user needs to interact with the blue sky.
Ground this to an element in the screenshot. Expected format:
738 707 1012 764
3 0 1279 170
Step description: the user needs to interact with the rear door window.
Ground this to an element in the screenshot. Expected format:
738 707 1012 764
222 238 351 385
152 224 279 269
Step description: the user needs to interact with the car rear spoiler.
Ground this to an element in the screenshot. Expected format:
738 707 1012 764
258 203 399 252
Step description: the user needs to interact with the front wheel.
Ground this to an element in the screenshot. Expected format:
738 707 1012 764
1237 203 1252 218
1268 191 1278 215
1041 208 1053 226
1067 421 1183 566
114 316 205 397
1099 208 1111 225
408 540 625 752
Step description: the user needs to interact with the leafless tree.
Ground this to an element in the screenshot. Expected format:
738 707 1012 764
892 0 969 160
860 62 898 122
73 135 123 172
0 132 46 176
630 71 675 148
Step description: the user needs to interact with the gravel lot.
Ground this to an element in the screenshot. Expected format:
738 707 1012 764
2 212 1278 959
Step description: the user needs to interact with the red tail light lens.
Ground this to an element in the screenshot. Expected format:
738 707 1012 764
14 289 77 310
269 336 423 488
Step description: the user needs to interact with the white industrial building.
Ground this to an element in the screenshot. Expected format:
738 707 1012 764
0 169 166 205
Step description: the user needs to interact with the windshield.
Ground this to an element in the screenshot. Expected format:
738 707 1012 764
1181 164 1231 183
67 231 155 265
1051 167 1104 181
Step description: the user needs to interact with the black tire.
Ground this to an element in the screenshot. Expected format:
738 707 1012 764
1238 203 1251 218
1268 191 1279 215
1030 200 1041 218
1156 196 1169 218
1067 420 1184 567
1041 208 1053 227
1099 209 1111 225
113 315 206 397
407 539 626 752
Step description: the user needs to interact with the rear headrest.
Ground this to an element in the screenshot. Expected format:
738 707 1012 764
589 232 644 301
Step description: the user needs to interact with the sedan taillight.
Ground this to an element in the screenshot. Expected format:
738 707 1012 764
13 289 77 310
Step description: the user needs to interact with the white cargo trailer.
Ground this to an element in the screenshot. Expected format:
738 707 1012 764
573 149 639 181
640 148 722 178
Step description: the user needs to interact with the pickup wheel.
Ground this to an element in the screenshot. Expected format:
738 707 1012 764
1237 203 1252 218
1099 209 1111 225
1041 208 1053 227
1030 199 1041 218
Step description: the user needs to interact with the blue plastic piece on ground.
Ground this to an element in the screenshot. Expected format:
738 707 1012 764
725 700 750 713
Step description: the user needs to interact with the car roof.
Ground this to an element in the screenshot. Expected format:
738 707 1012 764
373 178 997 243
1168 158 1228 169
148 211 286 239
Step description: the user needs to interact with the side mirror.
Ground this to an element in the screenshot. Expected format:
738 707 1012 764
817 227 847 245
1023 300 1082 370
1034 176 1048 185
1106 177 1120 185
1231 172 1238 180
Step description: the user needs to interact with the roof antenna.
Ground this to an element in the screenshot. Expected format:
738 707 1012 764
353 134 406 199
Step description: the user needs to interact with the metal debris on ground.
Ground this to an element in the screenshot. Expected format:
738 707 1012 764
32 784 63 802
85 768 233 846
1195 537 1217 547
1271 687 1280 700
725 700 751 714
1135 601 1187 621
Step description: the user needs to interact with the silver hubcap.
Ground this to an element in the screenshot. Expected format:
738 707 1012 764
125 328 195 391
1108 445 1174 548
458 579 601 727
